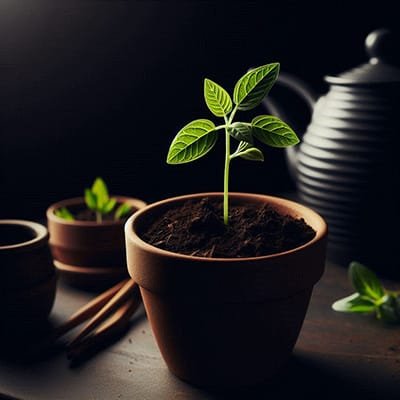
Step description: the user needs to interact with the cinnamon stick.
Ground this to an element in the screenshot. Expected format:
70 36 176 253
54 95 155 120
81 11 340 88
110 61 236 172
67 293 141 362
67 279 138 347
53 279 129 339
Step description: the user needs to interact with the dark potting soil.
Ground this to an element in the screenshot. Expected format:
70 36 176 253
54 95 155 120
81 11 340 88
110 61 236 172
143 197 316 258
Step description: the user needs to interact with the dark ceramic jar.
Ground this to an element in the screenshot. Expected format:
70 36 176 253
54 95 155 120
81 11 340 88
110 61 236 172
263 29 400 276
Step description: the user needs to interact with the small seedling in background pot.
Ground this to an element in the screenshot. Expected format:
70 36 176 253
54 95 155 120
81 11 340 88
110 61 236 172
114 202 133 221
332 261 400 323
166 62 299 225
55 177 132 223
55 207 75 221
84 177 117 223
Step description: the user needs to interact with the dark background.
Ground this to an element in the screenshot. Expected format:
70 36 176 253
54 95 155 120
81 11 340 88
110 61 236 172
0 0 397 219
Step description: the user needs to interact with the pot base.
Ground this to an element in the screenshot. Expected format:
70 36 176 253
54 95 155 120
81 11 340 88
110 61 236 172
141 285 311 388
169 365 284 390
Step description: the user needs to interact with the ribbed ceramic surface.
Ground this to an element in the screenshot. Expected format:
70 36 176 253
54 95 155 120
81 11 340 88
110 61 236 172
262 29 400 275
297 84 400 273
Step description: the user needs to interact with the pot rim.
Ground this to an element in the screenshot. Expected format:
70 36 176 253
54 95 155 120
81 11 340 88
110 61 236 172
0 220 48 252
125 192 328 263
47 196 147 227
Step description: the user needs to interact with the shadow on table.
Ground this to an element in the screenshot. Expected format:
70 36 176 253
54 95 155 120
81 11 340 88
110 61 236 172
0 320 64 364
0 308 146 366
194 352 397 400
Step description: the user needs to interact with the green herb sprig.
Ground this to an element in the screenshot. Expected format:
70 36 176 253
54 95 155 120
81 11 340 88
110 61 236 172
166 62 299 225
332 261 400 323
55 177 132 223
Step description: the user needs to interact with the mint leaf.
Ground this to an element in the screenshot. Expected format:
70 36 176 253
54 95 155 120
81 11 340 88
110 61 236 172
167 119 217 164
332 293 376 313
228 122 253 144
378 304 399 323
233 63 280 111
252 115 299 148
92 177 109 209
349 261 385 301
55 207 75 221
376 294 400 323
114 203 132 220
204 79 232 117
84 188 97 211
332 261 400 324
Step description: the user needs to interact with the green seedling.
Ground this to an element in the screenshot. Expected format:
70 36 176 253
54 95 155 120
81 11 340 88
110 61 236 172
55 177 132 223
85 177 133 222
114 202 133 221
166 62 299 225
54 207 75 221
332 261 400 323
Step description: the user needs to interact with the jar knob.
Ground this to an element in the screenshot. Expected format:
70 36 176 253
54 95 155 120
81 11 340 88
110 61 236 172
366 28 395 64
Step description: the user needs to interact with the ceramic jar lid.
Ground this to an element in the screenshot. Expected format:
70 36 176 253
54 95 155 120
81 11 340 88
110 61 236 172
325 29 400 85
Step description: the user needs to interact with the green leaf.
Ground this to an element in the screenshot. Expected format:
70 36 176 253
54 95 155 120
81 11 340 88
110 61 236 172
54 207 75 221
114 202 132 220
231 141 264 161
91 177 109 209
167 119 218 164
378 302 400 323
228 122 253 144
332 293 376 313
233 63 280 111
102 197 117 214
252 115 299 148
349 261 385 301
204 78 232 117
239 146 264 162
85 188 97 211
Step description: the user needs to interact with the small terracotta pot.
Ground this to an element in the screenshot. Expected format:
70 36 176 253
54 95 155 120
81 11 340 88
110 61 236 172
2 273 57 328
0 220 57 330
47 196 146 288
125 193 327 387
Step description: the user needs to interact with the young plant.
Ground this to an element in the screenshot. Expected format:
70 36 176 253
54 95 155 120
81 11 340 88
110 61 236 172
55 177 132 223
332 261 400 323
84 177 117 223
55 207 75 221
166 62 299 225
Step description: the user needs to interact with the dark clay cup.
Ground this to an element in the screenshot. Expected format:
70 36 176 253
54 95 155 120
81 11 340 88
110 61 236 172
0 220 57 330
125 193 327 388
47 196 146 289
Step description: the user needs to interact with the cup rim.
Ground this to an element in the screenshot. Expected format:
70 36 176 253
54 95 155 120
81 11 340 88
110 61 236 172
0 220 48 251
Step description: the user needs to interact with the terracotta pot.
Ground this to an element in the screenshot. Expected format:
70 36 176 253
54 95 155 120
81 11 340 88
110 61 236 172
47 196 146 289
0 220 57 329
2 274 57 329
125 193 327 387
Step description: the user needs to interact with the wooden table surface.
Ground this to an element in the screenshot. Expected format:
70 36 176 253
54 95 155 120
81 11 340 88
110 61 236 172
1 260 400 400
